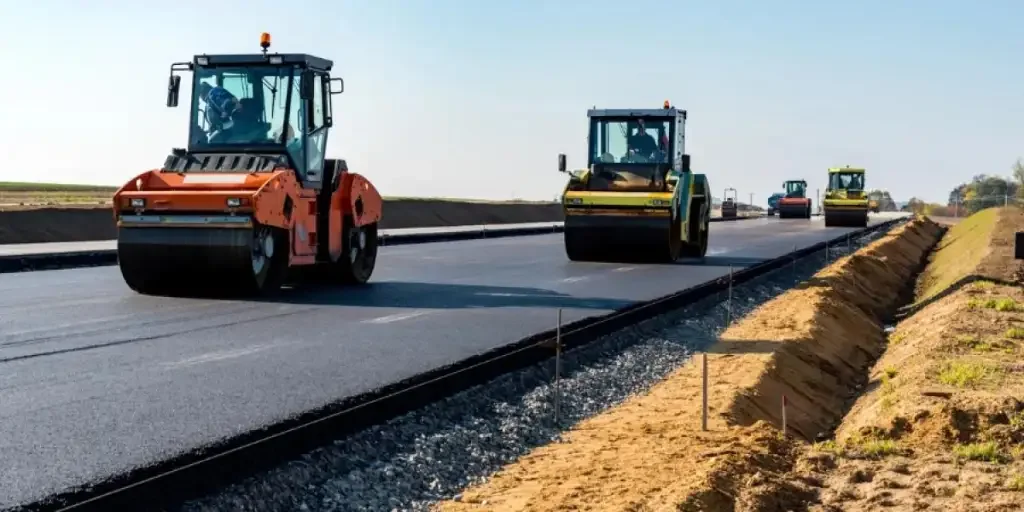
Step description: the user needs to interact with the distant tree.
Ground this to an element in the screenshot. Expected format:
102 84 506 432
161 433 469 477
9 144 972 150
1013 158 1024 197
950 174 1018 214
906 197 927 214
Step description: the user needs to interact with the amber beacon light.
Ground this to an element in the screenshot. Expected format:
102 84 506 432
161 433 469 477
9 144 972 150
260 32 272 52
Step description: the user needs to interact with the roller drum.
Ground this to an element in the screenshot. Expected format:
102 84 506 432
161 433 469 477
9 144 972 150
564 213 678 262
117 225 287 296
823 207 868 228
778 200 811 219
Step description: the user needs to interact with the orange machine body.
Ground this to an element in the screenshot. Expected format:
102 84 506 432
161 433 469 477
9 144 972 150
113 165 382 268
777 196 809 206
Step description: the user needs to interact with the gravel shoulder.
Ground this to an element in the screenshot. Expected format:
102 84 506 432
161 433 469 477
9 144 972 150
433 218 942 510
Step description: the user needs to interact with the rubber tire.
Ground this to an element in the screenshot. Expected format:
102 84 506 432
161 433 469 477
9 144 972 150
241 226 289 295
334 220 378 284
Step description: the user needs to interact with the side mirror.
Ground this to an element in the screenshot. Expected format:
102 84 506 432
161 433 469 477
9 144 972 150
329 77 344 95
166 75 181 108
558 153 567 173
682 154 691 173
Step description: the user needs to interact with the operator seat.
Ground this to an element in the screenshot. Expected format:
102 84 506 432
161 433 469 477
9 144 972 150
232 98 269 140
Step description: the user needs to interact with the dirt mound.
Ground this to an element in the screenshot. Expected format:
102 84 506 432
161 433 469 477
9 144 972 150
434 217 942 511
0 199 565 245
724 220 943 444
798 207 1024 511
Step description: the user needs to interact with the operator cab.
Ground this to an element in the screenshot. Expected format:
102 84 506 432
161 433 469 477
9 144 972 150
162 33 344 189
783 180 807 198
558 102 691 192
828 168 865 191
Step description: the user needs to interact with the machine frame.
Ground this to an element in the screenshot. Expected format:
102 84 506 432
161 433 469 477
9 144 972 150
112 35 383 295
778 179 812 219
823 166 869 227
557 102 710 262
721 188 738 219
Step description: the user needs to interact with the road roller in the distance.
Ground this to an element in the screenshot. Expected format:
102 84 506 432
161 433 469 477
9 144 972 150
557 101 710 263
777 179 812 219
112 34 382 296
823 166 870 227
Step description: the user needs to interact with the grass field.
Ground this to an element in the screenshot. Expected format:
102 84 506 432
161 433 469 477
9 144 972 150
0 181 117 207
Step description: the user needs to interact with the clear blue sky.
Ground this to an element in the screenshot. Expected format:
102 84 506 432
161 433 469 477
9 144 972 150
2 0 1022 204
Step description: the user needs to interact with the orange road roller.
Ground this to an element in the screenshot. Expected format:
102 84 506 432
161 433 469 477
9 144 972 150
112 34 382 296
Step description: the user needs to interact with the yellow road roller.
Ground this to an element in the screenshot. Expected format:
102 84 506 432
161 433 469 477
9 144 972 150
557 101 711 262
823 166 869 227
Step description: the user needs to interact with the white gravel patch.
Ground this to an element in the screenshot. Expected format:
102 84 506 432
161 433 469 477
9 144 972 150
178 231 886 512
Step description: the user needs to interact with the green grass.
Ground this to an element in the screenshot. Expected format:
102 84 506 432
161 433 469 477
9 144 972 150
1007 474 1024 491
859 439 903 458
966 297 1022 312
954 441 1007 463
938 361 997 387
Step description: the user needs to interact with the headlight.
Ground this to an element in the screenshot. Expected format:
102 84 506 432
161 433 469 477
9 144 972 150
227 198 241 207
130 198 145 208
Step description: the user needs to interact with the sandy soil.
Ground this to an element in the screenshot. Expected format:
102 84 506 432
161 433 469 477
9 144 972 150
433 216 943 511
791 206 1024 511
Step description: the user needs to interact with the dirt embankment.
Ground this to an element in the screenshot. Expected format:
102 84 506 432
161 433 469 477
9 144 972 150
790 207 1024 511
0 199 565 245
434 217 943 511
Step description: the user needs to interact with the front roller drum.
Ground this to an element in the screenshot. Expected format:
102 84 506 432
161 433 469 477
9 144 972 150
117 225 289 296
778 201 811 219
564 214 680 263
823 208 868 228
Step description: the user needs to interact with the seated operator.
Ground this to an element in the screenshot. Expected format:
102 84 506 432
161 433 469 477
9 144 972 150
198 82 243 142
628 120 658 159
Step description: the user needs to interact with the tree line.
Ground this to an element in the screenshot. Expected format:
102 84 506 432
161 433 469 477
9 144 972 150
905 158 1024 217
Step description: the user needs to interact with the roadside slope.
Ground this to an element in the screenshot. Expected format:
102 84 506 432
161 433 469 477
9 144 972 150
795 206 1024 511
435 216 942 511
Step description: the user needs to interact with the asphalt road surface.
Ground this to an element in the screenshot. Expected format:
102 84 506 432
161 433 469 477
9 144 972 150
0 213 904 508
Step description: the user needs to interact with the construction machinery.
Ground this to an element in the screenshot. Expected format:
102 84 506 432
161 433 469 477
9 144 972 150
822 166 869 227
721 188 738 219
112 34 382 296
766 192 784 216
557 101 710 262
777 179 812 219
